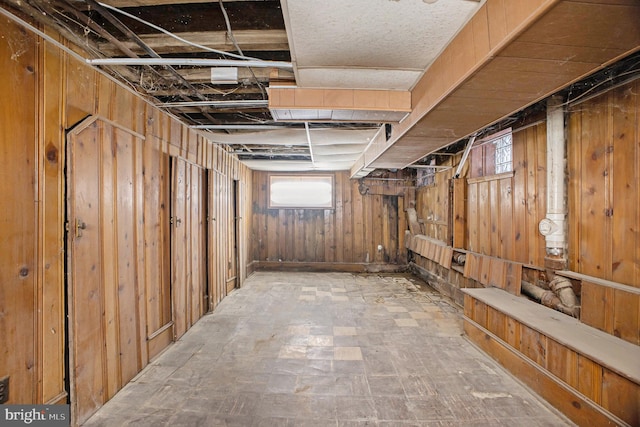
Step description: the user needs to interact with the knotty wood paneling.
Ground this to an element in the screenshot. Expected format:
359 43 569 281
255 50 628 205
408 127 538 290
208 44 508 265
251 171 406 266
568 79 640 288
416 165 454 243
1 17 253 425
40 30 67 405
465 123 547 267
0 18 39 405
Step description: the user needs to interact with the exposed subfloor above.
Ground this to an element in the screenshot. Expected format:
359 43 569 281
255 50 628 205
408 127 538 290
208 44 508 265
82 272 573 426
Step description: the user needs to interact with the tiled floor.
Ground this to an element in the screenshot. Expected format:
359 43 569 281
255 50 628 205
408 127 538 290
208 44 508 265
83 272 573 426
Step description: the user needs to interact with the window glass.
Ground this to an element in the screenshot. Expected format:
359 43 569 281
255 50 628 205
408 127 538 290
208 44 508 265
269 175 334 209
494 133 513 174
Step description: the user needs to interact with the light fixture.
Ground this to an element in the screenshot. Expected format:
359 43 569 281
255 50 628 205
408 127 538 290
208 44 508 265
211 67 238 84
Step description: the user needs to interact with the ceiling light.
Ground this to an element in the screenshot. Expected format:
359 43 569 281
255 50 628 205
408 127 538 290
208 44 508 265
211 67 238 84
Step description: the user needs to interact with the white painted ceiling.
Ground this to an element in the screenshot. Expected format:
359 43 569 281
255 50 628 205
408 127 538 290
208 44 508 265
282 0 481 90
208 127 381 171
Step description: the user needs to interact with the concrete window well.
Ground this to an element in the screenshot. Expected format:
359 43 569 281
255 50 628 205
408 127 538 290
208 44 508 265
82 272 572 426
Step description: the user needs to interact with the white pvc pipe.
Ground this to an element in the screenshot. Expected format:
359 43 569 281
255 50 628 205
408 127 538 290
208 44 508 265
541 96 566 256
305 122 315 165
454 135 476 178
87 57 294 70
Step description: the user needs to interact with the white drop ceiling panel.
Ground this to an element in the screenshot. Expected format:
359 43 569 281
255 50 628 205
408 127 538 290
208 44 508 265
282 0 481 90
296 68 423 90
206 127 380 171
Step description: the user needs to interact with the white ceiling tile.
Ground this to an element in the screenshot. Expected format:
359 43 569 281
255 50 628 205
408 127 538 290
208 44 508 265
297 68 422 90
283 0 481 89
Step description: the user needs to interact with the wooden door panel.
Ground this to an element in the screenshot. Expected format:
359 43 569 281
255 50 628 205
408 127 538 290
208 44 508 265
67 118 146 425
143 140 172 359
68 120 105 424
171 157 188 340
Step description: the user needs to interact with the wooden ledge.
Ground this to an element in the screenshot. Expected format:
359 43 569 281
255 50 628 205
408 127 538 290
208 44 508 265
556 270 640 295
463 287 640 385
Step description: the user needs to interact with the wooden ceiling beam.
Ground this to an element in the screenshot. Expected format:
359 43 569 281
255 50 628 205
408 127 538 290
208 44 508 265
165 67 293 83
150 86 266 97
97 29 289 56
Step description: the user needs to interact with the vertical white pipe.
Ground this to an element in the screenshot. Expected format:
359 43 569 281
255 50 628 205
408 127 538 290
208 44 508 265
454 135 476 178
541 96 566 257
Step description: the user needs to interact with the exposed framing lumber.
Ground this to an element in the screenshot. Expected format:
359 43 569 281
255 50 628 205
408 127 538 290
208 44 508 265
97 30 289 56
98 0 268 5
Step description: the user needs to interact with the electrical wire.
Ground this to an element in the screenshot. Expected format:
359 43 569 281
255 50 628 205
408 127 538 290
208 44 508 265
562 67 640 108
97 1 262 62
217 0 268 99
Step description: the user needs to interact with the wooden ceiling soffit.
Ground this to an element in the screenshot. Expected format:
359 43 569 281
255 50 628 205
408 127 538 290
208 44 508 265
97 30 289 56
268 88 411 123
359 0 640 172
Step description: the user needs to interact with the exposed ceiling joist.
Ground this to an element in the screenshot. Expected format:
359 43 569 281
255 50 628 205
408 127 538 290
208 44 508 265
4 0 637 174
98 0 266 5
97 29 289 56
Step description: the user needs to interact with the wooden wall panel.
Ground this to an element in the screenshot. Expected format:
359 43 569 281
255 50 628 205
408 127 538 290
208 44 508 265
463 123 546 267
0 17 254 423
0 18 39 404
602 368 640 427
416 166 453 242
580 279 640 346
251 171 406 265
568 80 640 288
40 30 67 404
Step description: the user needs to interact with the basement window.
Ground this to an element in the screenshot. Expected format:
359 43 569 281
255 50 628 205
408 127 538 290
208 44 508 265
494 132 513 174
269 174 334 209
469 128 513 178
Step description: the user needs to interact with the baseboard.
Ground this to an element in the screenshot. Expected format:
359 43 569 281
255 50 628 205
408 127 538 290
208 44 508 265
252 261 408 273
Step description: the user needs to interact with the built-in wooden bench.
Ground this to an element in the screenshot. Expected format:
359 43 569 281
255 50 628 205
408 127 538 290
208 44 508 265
557 271 640 346
463 287 640 427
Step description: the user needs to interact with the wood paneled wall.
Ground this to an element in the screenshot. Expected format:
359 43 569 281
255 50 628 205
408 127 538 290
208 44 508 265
414 122 547 268
251 171 407 266
0 16 253 423
0 18 42 406
465 123 547 267
568 79 640 288
415 161 456 243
